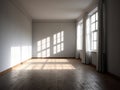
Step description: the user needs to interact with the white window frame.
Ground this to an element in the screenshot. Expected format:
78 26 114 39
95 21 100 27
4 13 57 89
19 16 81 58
89 7 98 52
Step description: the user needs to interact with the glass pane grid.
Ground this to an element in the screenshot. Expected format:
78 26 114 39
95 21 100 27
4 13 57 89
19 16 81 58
90 11 98 51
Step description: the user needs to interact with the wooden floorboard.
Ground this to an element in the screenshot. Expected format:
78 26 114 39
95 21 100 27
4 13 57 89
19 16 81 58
0 59 120 90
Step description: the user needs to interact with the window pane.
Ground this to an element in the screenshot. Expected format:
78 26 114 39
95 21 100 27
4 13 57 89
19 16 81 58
91 14 96 23
92 32 94 41
96 12 98 21
91 23 95 31
93 41 97 50
91 42 94 50
96 21 98 30
90 11 98 51
93 32 97 41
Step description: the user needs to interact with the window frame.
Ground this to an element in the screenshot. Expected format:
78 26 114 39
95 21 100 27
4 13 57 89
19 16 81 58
89 8 98 52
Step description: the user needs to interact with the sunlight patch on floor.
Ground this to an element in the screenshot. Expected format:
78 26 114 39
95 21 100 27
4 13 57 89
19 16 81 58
13 59 77 70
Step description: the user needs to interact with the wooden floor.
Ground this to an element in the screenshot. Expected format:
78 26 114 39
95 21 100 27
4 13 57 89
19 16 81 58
0 59 120 90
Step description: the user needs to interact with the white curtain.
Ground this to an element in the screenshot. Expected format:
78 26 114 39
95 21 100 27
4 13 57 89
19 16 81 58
85 18 92 64
76 20 84 61
76 23 80 59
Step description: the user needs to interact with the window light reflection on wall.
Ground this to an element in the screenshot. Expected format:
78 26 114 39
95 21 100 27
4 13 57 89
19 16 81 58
37 37 50 57
53 31 64 54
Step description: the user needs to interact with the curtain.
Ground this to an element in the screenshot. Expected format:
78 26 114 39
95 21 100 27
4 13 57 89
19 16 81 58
76 20 85 62
76 23 80 59
97 0 106 72
85 17 92 64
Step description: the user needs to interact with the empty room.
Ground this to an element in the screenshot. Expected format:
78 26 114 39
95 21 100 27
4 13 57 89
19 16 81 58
0 0 120 90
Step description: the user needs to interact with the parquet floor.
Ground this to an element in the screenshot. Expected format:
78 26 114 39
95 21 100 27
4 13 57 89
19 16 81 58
0 59 120 90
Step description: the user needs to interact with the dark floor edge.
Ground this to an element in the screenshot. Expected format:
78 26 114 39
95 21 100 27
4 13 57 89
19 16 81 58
107 72 120 80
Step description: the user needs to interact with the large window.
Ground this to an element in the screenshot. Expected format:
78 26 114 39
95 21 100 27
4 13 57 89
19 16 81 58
90 12 98 51
86 8 98 52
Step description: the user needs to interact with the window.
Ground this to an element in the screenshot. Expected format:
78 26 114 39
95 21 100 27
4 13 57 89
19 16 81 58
86 7 98 52
90 12 98 51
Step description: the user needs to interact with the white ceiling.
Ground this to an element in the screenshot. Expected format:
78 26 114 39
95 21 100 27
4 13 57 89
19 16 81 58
13 0 97 21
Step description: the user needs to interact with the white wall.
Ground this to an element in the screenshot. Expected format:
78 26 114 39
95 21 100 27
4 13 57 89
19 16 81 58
0 0 32 72
106 0 120 77
32 22 76 58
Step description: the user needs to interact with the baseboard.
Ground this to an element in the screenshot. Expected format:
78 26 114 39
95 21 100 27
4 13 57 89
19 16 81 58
107 72 120 80
32 57 75 59
0 58 31 77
